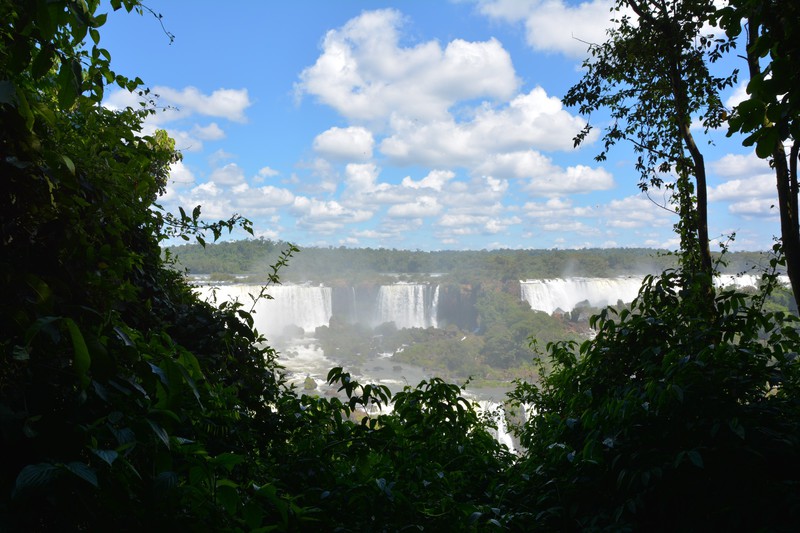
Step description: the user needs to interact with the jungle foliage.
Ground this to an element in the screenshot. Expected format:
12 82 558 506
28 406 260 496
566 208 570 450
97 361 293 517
3 1 800 531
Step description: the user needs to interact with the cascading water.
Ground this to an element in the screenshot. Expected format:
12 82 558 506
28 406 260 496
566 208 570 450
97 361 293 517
374 283 438 329
519 274 782 315
195 284 333 339
520 277 644 314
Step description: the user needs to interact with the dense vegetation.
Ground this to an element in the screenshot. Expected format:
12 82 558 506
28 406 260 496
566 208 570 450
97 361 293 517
167 239 776 284
2 1 799 531
313 290 586 383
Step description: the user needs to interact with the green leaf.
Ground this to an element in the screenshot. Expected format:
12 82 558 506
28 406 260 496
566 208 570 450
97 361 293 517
65 318 91 388
62 155 76 175
687 450 704 469
65 462 99 487
146 418 170 449
212 453 245 472
12 345 29 361
31 46 55 79
91 448 119 466
57 59 79 109
13 463 60 497
154 470 178 492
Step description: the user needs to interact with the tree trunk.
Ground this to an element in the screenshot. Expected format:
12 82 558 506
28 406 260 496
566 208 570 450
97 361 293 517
745 23 800 307
774 142 800 306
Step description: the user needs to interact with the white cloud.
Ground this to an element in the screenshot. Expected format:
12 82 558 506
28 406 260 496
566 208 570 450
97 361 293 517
475 0 617 59
524 196 595 219
232 183 295 210
709 152 770 180
708 173 773 202
105 86 251 124
167 160 196 185
209 163 246 186
160 160 196 201
604 193 675 229
155 86 251 123
525 165 614 196
191 181 222 197
290 196 374 233
725 81 749 109
380 87 590 167
729 198 777 217
387 196 442 218
313 126 375 160
442 177 508 208
475 149 554 178
192 122 225 141
401 170 455 191
166 129 203 152
437 213 521 235
542 221 599 233
297 9 518 123
258 166 280 177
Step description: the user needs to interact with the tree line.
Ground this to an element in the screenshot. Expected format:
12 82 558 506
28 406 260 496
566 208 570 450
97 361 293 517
168 239 775 284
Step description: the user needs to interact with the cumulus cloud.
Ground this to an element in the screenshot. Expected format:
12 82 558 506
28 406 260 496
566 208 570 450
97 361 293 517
729 198 777 217
159 160 196 201
296 9 518 123
105 86 251 124
475 149 554 179
168 160 196 185
401 170 455 191
474 0 617 59
209 163 246 186
603 193 676 229
708 174 774 202
231 183 295 211
380 87 590 167
290 196 374 234
525 165 614 196
709 152 770 180
192 122 226 141
258 166 280 177
437 213 521 235
313 126 375 160
154 86 251 122
387 196 442 218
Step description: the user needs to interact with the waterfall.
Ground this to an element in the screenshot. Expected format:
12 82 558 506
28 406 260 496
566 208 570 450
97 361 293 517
520 277 643 314
519 274 786 315
477 400 516 453
195 284 332 338
430 285 440 329
375 283 439 329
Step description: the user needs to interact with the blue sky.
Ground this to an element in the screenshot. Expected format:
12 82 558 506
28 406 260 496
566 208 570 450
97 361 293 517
101 0 777 251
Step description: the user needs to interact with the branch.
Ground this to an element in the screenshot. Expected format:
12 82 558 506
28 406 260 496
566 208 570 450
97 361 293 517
645 189 678 215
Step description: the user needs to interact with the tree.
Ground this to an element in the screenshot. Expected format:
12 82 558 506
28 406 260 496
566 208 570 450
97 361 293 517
563 0 736 285
717 0 800 305
505 267 800 530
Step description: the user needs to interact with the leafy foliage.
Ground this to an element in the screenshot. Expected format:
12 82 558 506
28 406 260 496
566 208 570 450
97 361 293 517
0 2 514 530
3 1 800 531
716 0 800 307
504 265 800 530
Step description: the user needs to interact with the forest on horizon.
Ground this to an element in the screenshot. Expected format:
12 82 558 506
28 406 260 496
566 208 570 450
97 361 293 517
167 238 775 283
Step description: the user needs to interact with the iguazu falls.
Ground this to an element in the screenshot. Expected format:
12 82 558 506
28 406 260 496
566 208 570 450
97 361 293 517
184 244 786 406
